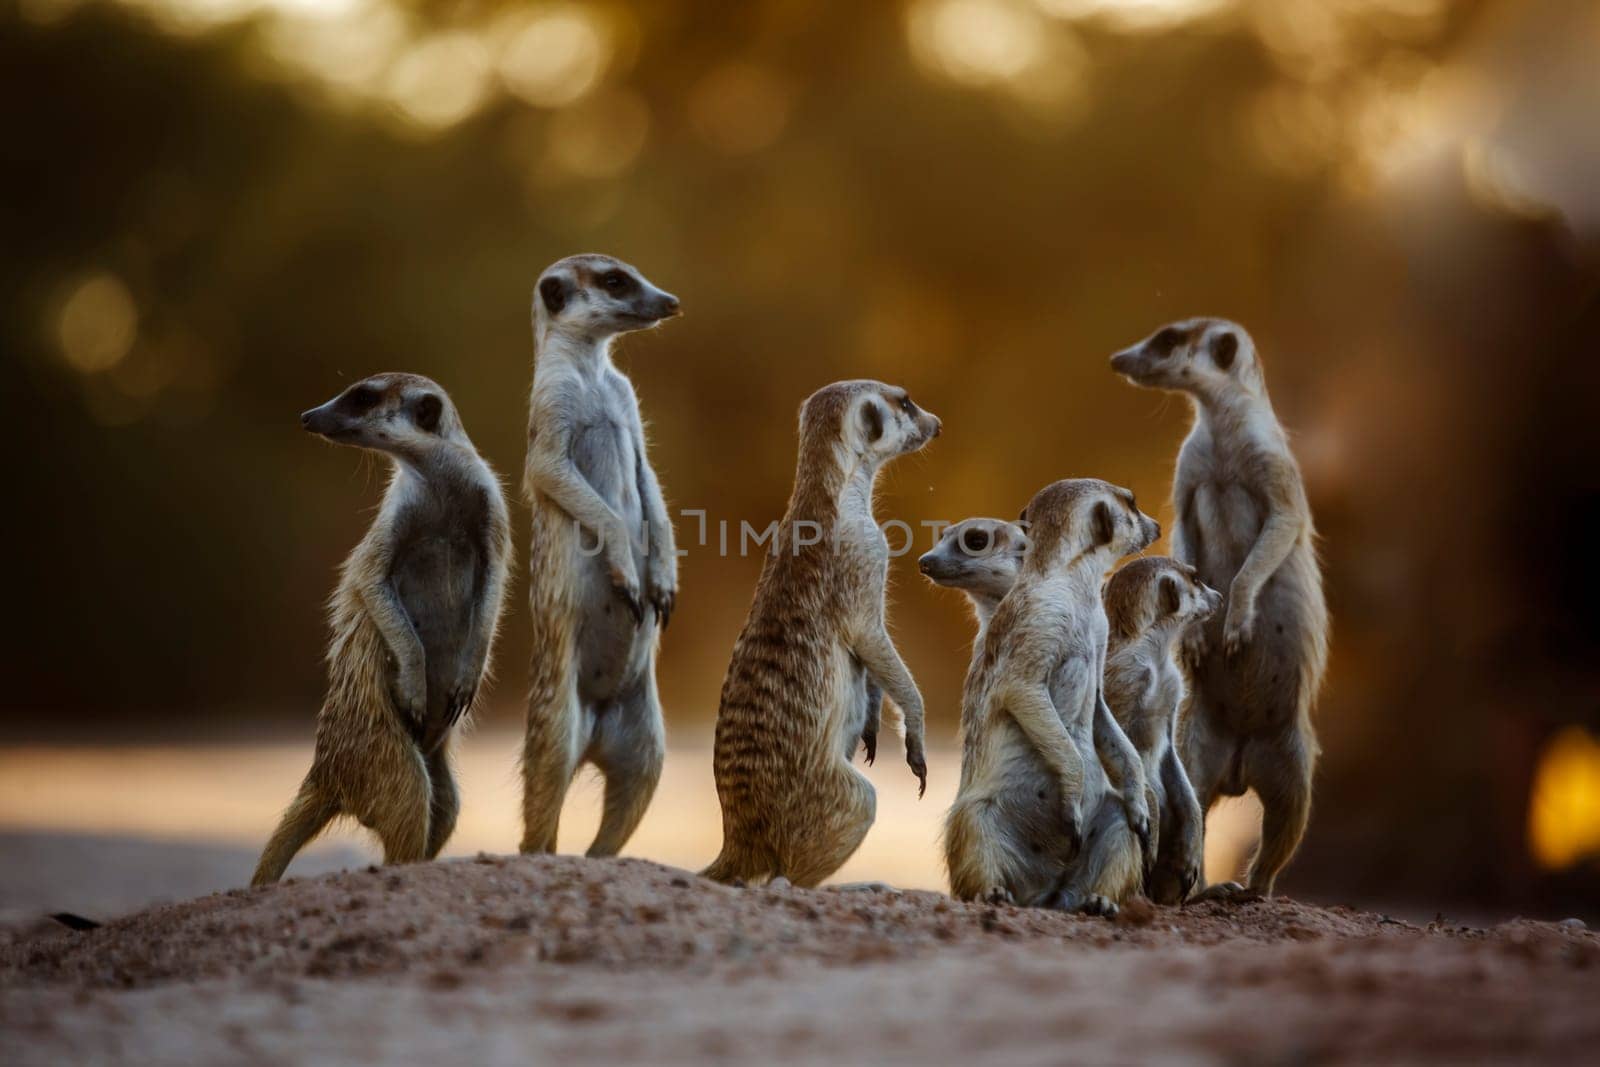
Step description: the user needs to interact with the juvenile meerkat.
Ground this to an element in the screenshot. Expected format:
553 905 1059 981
944 480 1158 916
1111 319 1329 898
520 254 681 858
1103 557 1221 904
918 517 1027 642
252 374 510 886
704 380 940 887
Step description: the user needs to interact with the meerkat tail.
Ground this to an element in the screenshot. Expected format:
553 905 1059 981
251 777 338 887
879 698 905 738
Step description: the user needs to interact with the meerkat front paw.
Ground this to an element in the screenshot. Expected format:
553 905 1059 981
860 724 877 765
1062 799 1085 856
444 684 477 727
1181 625 1208 670
645 572 676 629
905 739 927 797
980 885 1014 906
606 550 644 623
1223 604 1254 657
1126 805 1153 874
391 661 427 728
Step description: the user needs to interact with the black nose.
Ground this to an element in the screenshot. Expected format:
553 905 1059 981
660 294 681 317
300 408 316 428
918 556 934 575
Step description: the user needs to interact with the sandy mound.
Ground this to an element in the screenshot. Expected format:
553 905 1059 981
4 854 1598 1064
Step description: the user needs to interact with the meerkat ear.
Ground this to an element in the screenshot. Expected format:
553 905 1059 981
859 397 884 444
1211 332 1238 370
1159 574 1182 616
414 394 443 433
1091 500 1115 547
539 276 569 316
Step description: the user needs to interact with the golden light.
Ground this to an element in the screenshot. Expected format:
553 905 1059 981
262 2 408 100
1528 726 1600 871
1244 84 1339 176
1461 137 1554 221
545 89 650 180
386 32 494 131
57 272 138 374
497 5 610 109
906 0 1047 89
687 62 794 156
1035 0 1232 33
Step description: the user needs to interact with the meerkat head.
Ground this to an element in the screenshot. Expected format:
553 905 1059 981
1017 478 1159 575
534 253 680 342
800 380 942 467
1109 318 1262 399
300 373 467 456
918 518 1024 602
1104 556 1222 642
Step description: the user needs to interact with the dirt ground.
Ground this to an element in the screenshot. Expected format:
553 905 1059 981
2 853 1597 1066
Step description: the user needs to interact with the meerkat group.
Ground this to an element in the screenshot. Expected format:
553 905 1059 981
253 261 1325 918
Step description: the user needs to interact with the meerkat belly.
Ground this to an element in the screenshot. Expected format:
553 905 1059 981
571 417 652 705
1190 481 1260 595
994 724 1102 850
392 532 482 743
1212 543 1322 732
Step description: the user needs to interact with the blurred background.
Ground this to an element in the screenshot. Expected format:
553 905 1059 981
2 0 1597 919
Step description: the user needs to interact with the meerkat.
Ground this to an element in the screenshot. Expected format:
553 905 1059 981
252 374 510 886
1111 319 1329 898
519 254 681 858
1103 557 1222 904
703 380 940 887
943 479 1158 916
918 517 1026 642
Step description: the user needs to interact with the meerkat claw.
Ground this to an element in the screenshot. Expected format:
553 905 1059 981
907 750 927 797
861 730 877 765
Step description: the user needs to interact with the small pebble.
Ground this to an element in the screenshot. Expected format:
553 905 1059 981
1559 918 1586 931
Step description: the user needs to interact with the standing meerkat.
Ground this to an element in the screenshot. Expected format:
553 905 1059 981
944 479 1157 915
520 254 681 857
1111 318 1329 898
704 380 940 887
252 374 511 886
1103 557 1222 904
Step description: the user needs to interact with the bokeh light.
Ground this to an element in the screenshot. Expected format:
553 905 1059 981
1528 727 1600 871
497 5 611 109
55 273 138 374
386 32 494 131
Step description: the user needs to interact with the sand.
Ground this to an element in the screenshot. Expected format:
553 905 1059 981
3 853 1596 1065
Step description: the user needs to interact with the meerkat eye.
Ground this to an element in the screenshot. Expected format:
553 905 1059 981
601 270 632 293
341 385 381 414
899 395 917 416
1150 326 1185 358
960 527 991 555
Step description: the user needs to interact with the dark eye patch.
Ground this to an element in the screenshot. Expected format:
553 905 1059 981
899 395 916 416
601 270 635 295
1149 326 1186 358
340 385 381 414
959 527 991 555
413 394 443 433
